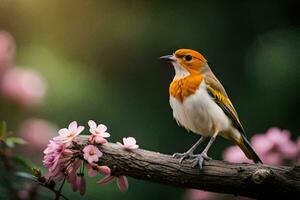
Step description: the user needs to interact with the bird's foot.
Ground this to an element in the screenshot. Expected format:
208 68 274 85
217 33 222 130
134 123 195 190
191 153 212 169
172 151 194 164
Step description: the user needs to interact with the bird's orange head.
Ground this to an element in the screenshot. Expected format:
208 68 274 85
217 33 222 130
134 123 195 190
160 49 207 75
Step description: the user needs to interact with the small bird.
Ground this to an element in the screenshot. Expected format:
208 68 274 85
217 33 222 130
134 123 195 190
160 49 262 169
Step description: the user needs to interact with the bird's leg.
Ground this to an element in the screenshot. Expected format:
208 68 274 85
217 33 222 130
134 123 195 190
192 131 218 169
173 137 205 164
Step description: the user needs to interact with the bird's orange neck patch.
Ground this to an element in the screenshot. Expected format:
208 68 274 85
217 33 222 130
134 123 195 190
169 74 203 102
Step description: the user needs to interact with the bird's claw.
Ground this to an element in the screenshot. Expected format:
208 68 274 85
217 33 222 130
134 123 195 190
172 152 193 164
191 153 211 169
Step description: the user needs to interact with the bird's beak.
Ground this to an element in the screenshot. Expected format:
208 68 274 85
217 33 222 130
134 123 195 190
159 55 176 62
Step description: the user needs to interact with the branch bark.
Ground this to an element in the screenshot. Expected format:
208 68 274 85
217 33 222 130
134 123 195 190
78 136 300 199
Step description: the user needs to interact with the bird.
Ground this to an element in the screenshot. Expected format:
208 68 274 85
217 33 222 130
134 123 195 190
160 49 262 169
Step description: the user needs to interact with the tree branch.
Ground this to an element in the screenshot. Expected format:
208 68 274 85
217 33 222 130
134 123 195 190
78 136 300 199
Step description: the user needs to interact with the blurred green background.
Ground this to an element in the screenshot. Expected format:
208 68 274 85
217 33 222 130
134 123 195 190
0 0 299 199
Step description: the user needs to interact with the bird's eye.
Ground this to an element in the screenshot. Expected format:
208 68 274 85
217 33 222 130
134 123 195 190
184 55 192 61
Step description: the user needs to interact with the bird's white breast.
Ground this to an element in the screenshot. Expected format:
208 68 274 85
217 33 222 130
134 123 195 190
169 81 230 137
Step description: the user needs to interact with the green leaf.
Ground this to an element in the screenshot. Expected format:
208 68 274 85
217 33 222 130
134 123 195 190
15 172 35 181
5 137 27 148
12 155 32 169
0 121 7 139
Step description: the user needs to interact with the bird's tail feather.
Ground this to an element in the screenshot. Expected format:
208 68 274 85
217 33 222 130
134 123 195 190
236 135 263 163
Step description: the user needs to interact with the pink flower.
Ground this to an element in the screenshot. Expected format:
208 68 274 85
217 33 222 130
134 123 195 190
0 31 15 75
297 138 300 164
223 127 299 165
69 173 86 195
83 145 102 164
53 121 84 147
185 189 214 200
18 118 57 151
43 141 65 171
43 140 69 181
88 120 110 144
116 176 129 192
86 164 98 177
223 146 249 163
97 165 111 175
67 159 82 189
185 189 253 200
1 68 46 107
117 137 139 150
98 175 129 192
86 164 111 177
252 127 298 164
77 175 86 196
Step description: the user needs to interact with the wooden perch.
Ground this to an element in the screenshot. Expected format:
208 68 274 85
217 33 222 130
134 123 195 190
78 136 300 199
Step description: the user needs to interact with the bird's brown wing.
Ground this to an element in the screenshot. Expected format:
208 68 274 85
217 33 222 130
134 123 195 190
204 72 245 136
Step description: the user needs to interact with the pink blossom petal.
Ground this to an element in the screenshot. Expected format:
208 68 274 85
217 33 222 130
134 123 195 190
88 157 94 164
117 176 128 192
98 166 111 175
77 176 86 196
76 126 85 134
120 137 139 150
88 169 97 177
85 164 97 177
97 175 115 185
97 124 107 133
126 137 136 144
58 128 69 136
95 137 107 144
130 144 139 149
68 121 78 132
88 120 97 129
100 132 110 138
70 175 78 192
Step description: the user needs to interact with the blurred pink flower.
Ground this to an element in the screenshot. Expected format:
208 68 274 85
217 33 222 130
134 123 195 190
18 118 57 150
17 190 29 200
1 67 46 107
252 127 298 164
88 120 110 144
0 31 15 75
223 146 249 163
223 127 299 165
53 121 84 147
185 189 253 200
297 138 300 164
83 145 102 164
98 175 129 192
185 189 215 200
117 137 139 150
